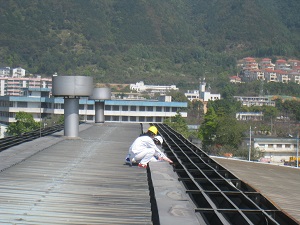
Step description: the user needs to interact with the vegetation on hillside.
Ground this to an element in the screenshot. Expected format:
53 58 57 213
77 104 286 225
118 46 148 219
0 0 299 88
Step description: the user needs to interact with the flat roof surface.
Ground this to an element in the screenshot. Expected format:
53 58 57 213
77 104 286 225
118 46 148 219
0 123 199 225
213 157 300 223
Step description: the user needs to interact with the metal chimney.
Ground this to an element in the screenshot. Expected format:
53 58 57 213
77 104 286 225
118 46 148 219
89 87 111 123
52 76 93 137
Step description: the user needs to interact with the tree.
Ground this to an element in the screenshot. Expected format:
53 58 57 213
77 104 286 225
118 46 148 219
198 106 218 149
164 112 189 138
215 116 245 149
6 112 40 136
167 90 189 102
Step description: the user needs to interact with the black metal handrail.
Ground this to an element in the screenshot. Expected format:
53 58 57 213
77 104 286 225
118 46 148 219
0 124 64 152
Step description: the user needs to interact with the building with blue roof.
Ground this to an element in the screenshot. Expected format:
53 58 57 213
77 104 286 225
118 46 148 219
0 87 187 125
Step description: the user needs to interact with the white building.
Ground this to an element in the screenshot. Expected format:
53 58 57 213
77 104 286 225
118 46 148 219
236 112 263 121
234 96 275 107
12 67 26 77
199 80 221 102
254 137 299 163
0 67 11 76
130 81 178 95
184 90 199 101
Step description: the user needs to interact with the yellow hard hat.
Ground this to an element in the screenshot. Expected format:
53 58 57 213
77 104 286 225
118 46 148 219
148 126 158 135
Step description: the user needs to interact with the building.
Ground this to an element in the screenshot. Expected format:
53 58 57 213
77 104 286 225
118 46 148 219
242 57 258 70
184 79 221 113
0 67 11 76
200 81 220 102
229 76 242 83
129 81 178 95
240 57 300 84
0 76 52 96
254 137 299 162
234 96 275 107
0 87 187 126
184 90 199 101
236 112 263 121
11 67 26 77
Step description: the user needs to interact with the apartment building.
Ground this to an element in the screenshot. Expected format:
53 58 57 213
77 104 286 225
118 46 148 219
0 76 52 96
240 57 300 84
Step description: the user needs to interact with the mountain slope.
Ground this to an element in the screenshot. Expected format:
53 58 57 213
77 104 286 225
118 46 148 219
0 0 299 86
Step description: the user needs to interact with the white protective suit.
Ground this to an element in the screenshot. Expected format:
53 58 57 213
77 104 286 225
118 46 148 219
128 135 167 165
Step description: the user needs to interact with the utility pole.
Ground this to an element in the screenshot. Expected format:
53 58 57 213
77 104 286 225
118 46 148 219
297 132 299 168
249 126 251 161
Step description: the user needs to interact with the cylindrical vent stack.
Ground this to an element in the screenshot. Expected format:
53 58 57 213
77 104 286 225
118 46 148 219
52 76 93 137
89 88 111 123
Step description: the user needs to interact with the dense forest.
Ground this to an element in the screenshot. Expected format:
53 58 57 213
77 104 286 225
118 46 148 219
0 0 300 89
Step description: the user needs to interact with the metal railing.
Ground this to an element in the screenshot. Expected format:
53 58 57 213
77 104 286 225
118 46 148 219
0 124 64 152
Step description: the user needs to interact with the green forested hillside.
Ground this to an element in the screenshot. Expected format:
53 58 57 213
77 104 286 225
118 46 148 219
0 0 299 87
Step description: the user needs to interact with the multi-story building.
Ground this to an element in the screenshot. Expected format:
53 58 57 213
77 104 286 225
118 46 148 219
264 69 278 82
130 81 178 95
259 58 275 70
289 71 300 84
236 112 263 121
12 67 26 77
275 59 290 70
249 69 265 81
234 96 275 107
0 76 52 96
254 137 299 162
242 57 258 70
184 90 199 101
0 87 187 126
276 70 290 83
0 67 11 76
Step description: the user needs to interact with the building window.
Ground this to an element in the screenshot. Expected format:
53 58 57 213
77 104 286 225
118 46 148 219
172 107 177 112
105 105 111 110
156 106 162 112
122 106 128 111
165 107 170 112
139 116 145 122
156 117 162 122
139 106 145 111
147 106 153 111
268 144 273 148
87 115 93 120
105 116 110 121
130 116 136 122
130 106 136 111
88 105 94 110
112 106 119 111
17 102 27 108
277 144 282 148
79 104 85 110
146 117 153 122
112 116 119 121
122 116 128 121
